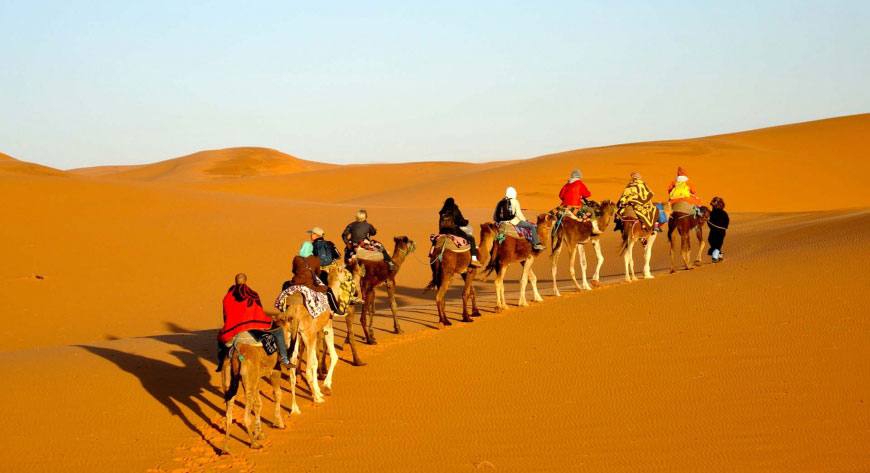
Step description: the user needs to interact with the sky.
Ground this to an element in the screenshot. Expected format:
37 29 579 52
1 1 868 169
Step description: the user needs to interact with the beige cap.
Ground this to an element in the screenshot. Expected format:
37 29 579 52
307 226 325 236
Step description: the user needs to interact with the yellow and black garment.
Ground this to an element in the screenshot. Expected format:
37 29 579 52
617 179 657 228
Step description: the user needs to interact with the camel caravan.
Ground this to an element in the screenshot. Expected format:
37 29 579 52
215 166 730 451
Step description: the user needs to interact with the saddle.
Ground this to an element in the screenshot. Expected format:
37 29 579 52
496 222 534 243
670 201 696 215
354 240 385 262
429 234 470 253
229 331 278 356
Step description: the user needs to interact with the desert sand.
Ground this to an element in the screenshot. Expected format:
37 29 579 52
0 114 867 472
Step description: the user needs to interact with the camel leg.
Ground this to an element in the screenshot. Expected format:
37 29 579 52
668 225 678 273
529 265 543 302
241 363 262 449
342 306 365 366
681 232 692 270
466 272 481 317
222 368 235 454
288 356 301 415
271 368 285 429
436 279 451 326
644 233 656 279
568 245 582 291
321 322 339 394
551 245 562 297
361 287 376 345
251 374 264 442
592 239 604 284
518 261 530 307
495 267 508 311
461 272 476 321
578 244 592 291
304 337 325 404
623 239 634 282
384 280 402 334
695 227 706 265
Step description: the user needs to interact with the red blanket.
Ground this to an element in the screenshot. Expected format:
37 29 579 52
218 284 272 344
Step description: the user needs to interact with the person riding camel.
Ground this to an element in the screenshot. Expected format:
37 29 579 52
342 209 395 270
299 226 341 282
667 166 702 213
557 168 601 234
216 273 291 372
438 197 481 267
615 171 661 232
495 186 545 251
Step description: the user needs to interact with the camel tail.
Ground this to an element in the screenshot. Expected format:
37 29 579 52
225 358 241 402
485 242 501 276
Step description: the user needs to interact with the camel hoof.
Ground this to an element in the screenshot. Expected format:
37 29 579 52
670 269 676 274
554 291 561 297
256 431 266 440
591 280 601 287
291 405 301 415
443 319 453 326
644 274 655 279
353 359 367 367
314 397 325 404
582 285 592 291
471 310 482 317
367 337 377 345
462 317 473 323
250 442 263 450
322 385 333 396
394 327 403 335
519 302 529 307
273 422 286 430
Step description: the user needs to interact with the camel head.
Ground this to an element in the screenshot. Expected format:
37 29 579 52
536 213 554 242
697 206 710 223
392 236 416 259
598 199 617 229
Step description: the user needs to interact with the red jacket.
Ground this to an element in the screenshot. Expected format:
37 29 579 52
559 180 591 206
218 284 273 344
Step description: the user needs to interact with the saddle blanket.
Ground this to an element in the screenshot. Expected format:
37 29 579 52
549 205 593 222
355 239 386 262
429 234 469 252
497 222 533 242
274 285 329 318
670 201 696 215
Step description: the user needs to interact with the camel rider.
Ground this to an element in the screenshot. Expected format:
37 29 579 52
342 209 396 270
495 186 545 251
299 227 341 280
615 171 661 232
558 168 601 234
216 273 291 372
438 197 481 267
667 167 702 213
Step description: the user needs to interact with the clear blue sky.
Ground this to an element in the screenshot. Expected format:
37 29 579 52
1 1 868 169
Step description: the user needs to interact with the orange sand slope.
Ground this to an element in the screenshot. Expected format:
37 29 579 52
0 115 868 472
0 210 867 472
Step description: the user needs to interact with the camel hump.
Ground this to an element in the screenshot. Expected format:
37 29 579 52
431 234 470 253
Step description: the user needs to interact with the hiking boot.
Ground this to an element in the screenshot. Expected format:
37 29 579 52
280 357 295 369
533 243 545 251
469 255 482 268
387 261 397 271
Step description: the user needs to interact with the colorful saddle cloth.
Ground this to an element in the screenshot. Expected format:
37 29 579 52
274 285 329 318
496 222 534 243
354 239 386 262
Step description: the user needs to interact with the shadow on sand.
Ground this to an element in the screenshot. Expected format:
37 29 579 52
78 324 227 452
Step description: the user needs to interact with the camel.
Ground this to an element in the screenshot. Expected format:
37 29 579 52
221 313 292 452
479 217 552 310
351 236 415 344
667 203 710 272
540 200 617 296
618 205 660 281
426 235 480 326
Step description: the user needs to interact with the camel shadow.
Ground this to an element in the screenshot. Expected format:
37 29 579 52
77 329 226 453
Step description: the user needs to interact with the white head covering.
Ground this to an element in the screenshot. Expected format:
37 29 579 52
676 175 689 183
505 186 517 199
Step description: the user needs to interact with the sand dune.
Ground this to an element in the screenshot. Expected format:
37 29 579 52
0 115 868 472
71 147 333 181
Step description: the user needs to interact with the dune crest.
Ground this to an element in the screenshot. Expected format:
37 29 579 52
71 146 333 181
0 152 66 177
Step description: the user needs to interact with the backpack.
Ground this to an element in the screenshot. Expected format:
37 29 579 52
313 240 336 267
494 197 515 223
